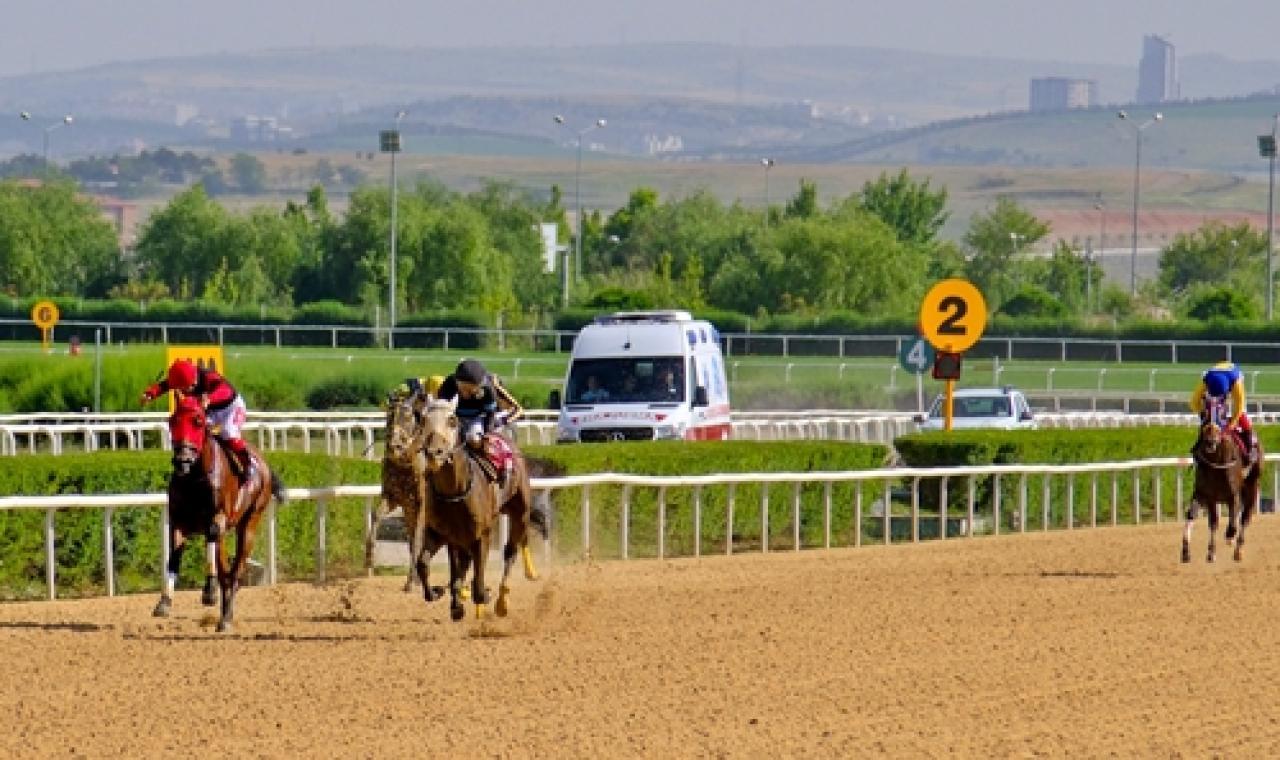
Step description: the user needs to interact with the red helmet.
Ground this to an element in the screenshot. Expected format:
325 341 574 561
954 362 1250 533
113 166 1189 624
167 360 198 390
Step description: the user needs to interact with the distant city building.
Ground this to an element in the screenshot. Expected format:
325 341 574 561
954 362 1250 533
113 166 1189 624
1029 77 1098 111
1137 34 1178 104
229 115 290 143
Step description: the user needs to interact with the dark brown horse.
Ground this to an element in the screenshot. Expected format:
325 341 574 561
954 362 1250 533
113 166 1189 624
408 397 547 621
1183 396 1261 563
153 395 285 632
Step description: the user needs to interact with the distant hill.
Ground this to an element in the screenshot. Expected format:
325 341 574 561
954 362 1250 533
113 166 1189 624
0 43 1278 171
797 94 1280 174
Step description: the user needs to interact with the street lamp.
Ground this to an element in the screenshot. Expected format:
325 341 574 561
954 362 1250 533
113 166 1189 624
379 110 406 349
1259 114 1278 320
761 158 775 231
1118 110 1163 297
20 111 73 177
554 115 607 291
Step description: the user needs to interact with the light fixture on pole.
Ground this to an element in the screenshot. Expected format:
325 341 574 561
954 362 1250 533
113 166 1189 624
553 114 607 293
20 111 73 178
1259 114 1278 320
379 110 406 349
1118 110 1163 297
761 158 775 230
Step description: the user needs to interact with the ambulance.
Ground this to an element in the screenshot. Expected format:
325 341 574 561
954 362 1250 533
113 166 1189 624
552 310 732 442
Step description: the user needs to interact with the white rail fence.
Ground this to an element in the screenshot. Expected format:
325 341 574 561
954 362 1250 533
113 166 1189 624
8 410 1279 457
1 457 1275 602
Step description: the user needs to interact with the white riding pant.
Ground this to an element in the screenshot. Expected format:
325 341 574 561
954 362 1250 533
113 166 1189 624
208 396 248 441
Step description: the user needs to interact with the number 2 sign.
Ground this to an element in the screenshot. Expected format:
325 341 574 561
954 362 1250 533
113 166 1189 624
919 279 987 353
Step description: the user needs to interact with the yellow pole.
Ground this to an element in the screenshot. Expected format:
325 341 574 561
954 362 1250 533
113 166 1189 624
944 379 955 432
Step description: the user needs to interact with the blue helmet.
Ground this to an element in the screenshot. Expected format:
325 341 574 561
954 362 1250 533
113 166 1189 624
1204 372 1231 397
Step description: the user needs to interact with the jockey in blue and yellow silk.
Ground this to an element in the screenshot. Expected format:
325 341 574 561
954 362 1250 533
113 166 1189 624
1190 361 1256 461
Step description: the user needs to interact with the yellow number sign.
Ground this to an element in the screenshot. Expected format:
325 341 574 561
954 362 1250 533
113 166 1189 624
164 345 226 412
31 300 60 352
919 279 988 353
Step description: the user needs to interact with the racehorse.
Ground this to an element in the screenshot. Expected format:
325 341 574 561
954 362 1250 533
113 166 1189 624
368 391 443 593
408 396 547 621
1182 395 1261 563
153 395 285 632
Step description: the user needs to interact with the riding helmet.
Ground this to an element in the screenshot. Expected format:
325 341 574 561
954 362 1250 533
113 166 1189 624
1204 372 1231 397
168 359 198 389
455 358 487 385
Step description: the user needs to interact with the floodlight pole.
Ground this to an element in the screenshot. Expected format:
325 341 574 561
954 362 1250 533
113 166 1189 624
381 111 406 349
1264 114 1279 320
1118 110 1162 298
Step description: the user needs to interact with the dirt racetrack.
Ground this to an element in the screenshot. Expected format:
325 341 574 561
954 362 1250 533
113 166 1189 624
4 519 1280 758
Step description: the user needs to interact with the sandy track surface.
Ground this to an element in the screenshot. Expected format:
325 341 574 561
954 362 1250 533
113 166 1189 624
3 519 1280 758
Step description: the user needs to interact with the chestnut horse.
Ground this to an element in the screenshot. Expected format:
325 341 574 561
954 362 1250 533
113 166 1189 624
408 397 547 621
1182 396 1261 563
153 396 285 632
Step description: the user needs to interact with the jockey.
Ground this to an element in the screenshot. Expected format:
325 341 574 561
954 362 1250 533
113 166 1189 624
396 374 446 400
437 359 524 481
1190 360 1256 463
142 359 256 486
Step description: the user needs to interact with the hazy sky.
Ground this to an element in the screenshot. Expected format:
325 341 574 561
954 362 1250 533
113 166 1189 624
2 0 1277 77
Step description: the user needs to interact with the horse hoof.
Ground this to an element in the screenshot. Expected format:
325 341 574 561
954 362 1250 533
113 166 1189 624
1234 550 1244 562
475 604 488 620
450 604 465 622
496 591 510 618
201 582 217 607
1180 550 1191 564
216 620 232 634
1226 527 1238 540
152 598 171 618
424 586 444 603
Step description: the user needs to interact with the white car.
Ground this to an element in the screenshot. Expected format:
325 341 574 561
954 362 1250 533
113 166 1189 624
915 387 1037 432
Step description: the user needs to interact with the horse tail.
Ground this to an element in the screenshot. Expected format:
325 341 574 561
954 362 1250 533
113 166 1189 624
529 501 550 540
271 470 288 504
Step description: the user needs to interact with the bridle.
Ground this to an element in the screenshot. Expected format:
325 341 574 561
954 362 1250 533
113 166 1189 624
421 406 475 503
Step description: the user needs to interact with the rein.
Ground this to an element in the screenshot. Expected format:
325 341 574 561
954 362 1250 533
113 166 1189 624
426 433 475 503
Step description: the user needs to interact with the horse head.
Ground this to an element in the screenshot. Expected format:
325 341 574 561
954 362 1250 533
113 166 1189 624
384 391 428 466
1197 396 1233 459
420 396 462 473
168 395 208 477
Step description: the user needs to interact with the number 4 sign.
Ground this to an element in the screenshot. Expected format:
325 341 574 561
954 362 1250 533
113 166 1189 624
898 336 935 375
919 279 988 353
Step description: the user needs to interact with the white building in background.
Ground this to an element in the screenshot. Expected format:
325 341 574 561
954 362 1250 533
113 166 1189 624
1028 77 1098 111
1137 34 1178 104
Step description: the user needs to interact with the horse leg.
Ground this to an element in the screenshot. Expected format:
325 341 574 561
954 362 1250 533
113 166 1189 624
471 537 490 619
496 510 530 617
217 517 261 634
409 483 433 603
202 530 220 606
400 500 419 592
365 497 390 577
153 528 186 617
1206 501 1219 563
448 547 467 622
1236 480 1259 562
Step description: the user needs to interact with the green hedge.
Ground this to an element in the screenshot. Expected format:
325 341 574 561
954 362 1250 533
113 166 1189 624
522 441 893 559
0 451 379 601
892 426 1278 532
0 442 889 598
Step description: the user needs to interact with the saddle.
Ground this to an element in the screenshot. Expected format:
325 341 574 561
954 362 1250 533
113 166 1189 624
470 435 515 485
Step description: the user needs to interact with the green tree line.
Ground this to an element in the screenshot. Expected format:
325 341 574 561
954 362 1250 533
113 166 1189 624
0 169 1269 324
